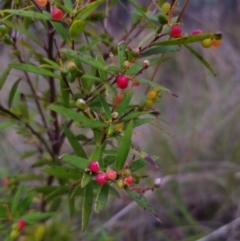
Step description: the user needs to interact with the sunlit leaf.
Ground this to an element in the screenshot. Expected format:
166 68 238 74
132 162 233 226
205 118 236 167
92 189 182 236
43 166 83 179
94 184 109 213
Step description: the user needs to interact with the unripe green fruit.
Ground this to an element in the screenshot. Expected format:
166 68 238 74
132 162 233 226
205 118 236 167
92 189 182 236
3 34 13 45
75 99 87 109
0 25 8 37
11 223 20 231
122 169 131 177
158 14 168 25
201 38 212 48
161 2 171 14
145 99 153 108
116 179 125 189
10 230 20 240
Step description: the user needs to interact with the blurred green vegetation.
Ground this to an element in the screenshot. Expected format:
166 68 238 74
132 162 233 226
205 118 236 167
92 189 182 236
1 0 240 241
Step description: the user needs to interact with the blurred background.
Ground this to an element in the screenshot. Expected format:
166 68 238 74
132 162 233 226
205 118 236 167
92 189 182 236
1 0 240 240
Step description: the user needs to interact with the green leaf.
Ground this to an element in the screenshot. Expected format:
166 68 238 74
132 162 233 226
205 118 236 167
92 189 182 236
96 56 107 81
61 49 114 74
108 186 120 198
184 44 216 76
0 120 16 130
42 58 60 69
16 174 44 181
99 94 112 120
133 118 153 128
76 0 105 20
130 159 148 172
49 105 108 128
51 21 71 45
69 20 85 40
121 111 150 122
63 0 73 11
46 186 69 201
3 10 52 21
115 92 133 116
134 77 171 93
49 197 62 212
125 187 161 222
63 127 87 159
11 185 24 215
117 41 126 69
43 166 82 179
0 65 11 90
116 120 133 170
0 203 8 219
60 79 70 107
19 212 54 223
9 63 60 78
62 154 89 170
152 32 222 46
141 45 180 58
18 193 35 216
81 173 92 188
82 181 93 231
94 184 109 213
20 150 37 160
89 145 103 168
3 20 42 46
8 78 22 109
34 186 59 195
68 195 75 219
81 75 103 83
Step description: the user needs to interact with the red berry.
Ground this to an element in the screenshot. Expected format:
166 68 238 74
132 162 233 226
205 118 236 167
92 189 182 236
116 75 129 89
51 8 64 21
96 173 108 185
2 178 9 185
36 0 47 7
170 25 182 38
89 161 100 173
17 220 26 230
124 176 134 186
191 29 203 35
106 168 117 180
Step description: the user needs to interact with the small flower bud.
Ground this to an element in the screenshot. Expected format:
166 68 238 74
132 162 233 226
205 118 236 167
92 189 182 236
154 178 162 187
111 111 119 119
75 99 87 110
142 60 149 69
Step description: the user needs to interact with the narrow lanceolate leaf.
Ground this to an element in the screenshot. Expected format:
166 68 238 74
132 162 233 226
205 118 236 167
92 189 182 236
99 94 112 120
134 77 171 93
121 111 150 122
141 46 180 58
82 182 93 231
152 32 223 46
51 21 71 45
115 92 133 116
17 193 34 216
8 78 21 108
49 105 108 128
95 184 109 213
0 120 17 130
81 173 92 188
75 0 105 20
45 186 69 201
63 127 87 159
61 49 114 74
96 56 107 81
184 44 216 76
9 63 60 78
0 65 11 90
11 185 24 215
4 20 42 46
3 10 52 21
116 120 133 170
62 154 89 169
60 79 70 107
125 187 161 223
19 212 54 223
130 159 148 172
117 41 126 69
63 0 73 12
68 195 75 219
43 166 82 179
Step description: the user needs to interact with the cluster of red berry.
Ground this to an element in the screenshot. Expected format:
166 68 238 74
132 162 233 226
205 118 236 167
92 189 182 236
88 161 134 188
10 220 26 240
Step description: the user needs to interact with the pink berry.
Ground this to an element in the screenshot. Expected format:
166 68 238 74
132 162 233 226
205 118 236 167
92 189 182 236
124 176 134 186
106 168 117 180
51 8 63 21
89 161 100 173
170 25 182 38
116 75 129 89
96 173 108 185
192 29 203 35
17 220 26 230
